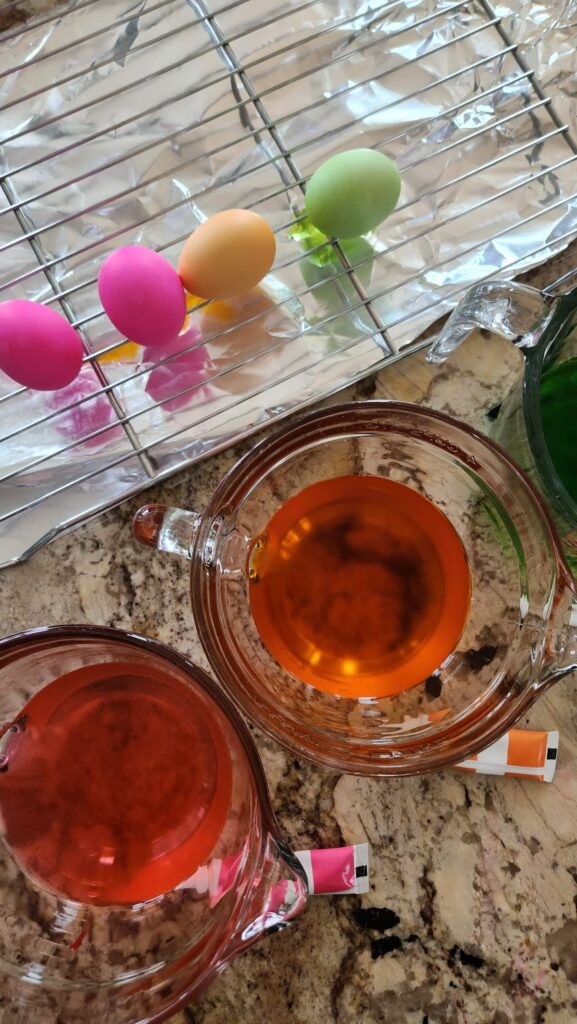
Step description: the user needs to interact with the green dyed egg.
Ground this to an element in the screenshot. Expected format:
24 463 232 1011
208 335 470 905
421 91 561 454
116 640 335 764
305 149 401 239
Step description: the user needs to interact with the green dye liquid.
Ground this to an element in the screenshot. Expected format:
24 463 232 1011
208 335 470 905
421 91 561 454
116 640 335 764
540 356 577 503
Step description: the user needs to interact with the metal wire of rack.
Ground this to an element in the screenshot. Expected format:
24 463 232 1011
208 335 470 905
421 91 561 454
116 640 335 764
1 0 577 567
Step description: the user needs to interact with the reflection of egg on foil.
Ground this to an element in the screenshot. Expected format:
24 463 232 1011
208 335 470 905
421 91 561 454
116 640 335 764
0 300 83 391
144 325 213 413
178 211 276 300
97 339 141 364
47 368 123 449
196 285 301 395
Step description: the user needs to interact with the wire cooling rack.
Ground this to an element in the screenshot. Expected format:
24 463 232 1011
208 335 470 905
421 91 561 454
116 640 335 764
1 0 577 567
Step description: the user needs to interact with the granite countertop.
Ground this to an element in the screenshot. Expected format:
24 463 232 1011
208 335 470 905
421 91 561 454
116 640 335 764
2 246 577 1023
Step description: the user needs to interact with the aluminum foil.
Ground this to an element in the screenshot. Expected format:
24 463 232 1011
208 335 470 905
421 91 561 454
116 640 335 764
493 0 577 133
1 0 577 564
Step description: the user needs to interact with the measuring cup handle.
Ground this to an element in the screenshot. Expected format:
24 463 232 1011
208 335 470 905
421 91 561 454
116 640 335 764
132 504 200 560
427 281 555 364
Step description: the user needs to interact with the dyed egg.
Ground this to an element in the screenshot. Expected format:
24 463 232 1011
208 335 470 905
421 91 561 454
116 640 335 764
0 300 83 391
98 246 186 348
305 149 401 239
178 210 276 300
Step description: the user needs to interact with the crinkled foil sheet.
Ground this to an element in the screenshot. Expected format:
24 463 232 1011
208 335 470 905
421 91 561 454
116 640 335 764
494 0 577 130
0 0 576 565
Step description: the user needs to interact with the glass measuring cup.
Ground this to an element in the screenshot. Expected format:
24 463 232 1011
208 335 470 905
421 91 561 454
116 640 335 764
133 401 577 776
428 279 577 571
0 625 307 1024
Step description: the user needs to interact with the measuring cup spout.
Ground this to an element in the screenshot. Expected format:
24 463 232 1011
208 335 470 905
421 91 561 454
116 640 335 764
230 835 308 956
132 504 200 560
540 597 577 689
427 281 555 363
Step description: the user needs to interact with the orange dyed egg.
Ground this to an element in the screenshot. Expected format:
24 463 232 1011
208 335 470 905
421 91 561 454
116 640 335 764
178 210 276 300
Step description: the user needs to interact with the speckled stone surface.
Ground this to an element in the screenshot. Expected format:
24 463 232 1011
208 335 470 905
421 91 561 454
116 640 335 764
2 245 577 1022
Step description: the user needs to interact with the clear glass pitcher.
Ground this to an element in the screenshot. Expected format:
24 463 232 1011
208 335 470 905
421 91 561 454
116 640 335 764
428 279 577 571
133 401 577 777
0 626 307 1024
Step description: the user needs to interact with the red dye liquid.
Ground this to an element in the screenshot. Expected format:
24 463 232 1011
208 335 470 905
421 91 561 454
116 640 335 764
0 662 232 905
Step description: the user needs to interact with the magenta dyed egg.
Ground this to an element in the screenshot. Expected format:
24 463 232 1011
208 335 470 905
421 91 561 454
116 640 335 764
0 300 83 391
98 246 186 349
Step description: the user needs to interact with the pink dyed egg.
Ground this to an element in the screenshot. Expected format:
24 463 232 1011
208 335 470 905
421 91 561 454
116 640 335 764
98 246 186 349
0 300 83 391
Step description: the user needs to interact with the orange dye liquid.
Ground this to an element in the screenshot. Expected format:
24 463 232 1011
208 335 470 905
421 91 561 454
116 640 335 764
0 663 232 905
248 476 471 698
